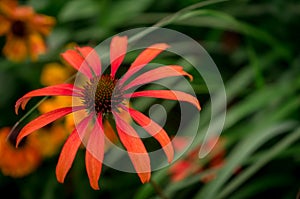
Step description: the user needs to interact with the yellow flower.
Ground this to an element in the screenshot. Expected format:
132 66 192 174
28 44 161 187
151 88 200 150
40 63 74 86
0 127 42 177
38 95 75 135
33 124 68 157
65 113 75 131
0 4 55 62
39 62 76 131
38 96 72 113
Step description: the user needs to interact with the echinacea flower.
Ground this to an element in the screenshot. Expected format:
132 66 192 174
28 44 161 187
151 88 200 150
0 4 55 62
14 36 200 189
0 127 41 177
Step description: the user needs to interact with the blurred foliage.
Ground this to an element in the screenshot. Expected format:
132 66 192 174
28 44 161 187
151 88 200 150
0 0 299 199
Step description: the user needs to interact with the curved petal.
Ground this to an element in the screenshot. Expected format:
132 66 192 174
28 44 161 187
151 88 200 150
122 105 174 163
85 115 104 190
125 90 200 110
15 84 83 114
130 43 169 70
61 49 92 78
16 106 85 147
122 65 193 91
56 115 92 183
113 111 151 183
118 43 169 85
0 0 17 15
110 36 128 78
118 64 145 86
32 14 56 35
76 46 102 76
11 6 34 20
56 129 81 183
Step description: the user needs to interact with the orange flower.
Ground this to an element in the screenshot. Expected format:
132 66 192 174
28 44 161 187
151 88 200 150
0 127 41 177
0 4 55 62
14 36 200 189
169 137 226 183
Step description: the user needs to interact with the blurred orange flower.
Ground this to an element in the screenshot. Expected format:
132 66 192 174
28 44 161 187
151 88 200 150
0 127 41 177
169 137 226 183
0 3 55 62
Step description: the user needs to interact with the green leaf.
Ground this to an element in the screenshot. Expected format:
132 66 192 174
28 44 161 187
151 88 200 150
102 0 154 28
194 121 297 199
133 169 168 199
217 126 300 199
58 0 100 22
173 9 291 60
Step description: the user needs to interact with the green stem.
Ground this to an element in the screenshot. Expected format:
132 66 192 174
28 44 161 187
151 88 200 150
8 96 47 141
149 179 169 199
129 0 228 43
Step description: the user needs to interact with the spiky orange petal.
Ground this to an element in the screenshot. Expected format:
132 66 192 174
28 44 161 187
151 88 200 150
125 90 200 110
113 111 151 183
16 106 84 147
123 65 193 90
85 115 104 190
110 36 128 78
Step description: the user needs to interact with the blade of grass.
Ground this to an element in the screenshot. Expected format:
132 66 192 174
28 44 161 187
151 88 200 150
246 40 265 89
175 9 291 60
193 121 297 199
129 0 229 43
163 168 219 197
198 50 282 128
217 126 300 199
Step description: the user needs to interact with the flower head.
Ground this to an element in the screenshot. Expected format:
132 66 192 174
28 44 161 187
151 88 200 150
0 3 55 62
14 36 200 189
